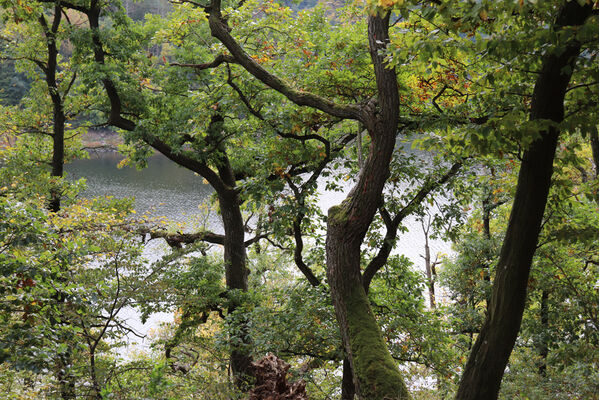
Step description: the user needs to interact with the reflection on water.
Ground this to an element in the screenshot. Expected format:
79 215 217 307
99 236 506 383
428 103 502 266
66 152 220 231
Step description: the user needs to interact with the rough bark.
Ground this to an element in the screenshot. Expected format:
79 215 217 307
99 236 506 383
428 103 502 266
207 2 411 396
455 3 592 399
216 155 254 389
203 4 408 396
341 356 356 400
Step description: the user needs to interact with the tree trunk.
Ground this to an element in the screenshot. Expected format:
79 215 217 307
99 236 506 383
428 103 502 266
218 186 254 389
537 290 549 377
49 98 65 212
85 7 256 384
422 220 436 309
455 3 592 399
88 349 103 400
590 128 599 178
212 138 254 389
326 14 409 399
39 6 64 212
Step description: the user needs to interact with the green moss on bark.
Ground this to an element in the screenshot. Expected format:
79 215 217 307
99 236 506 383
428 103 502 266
346 285 410 400
328 201 351 226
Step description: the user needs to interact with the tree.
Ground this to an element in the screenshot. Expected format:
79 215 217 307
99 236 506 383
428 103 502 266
3 0 598 398
453 2 595 398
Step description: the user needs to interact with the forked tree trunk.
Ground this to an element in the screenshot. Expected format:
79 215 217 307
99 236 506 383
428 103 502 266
325 13 410 400
455 3 592 399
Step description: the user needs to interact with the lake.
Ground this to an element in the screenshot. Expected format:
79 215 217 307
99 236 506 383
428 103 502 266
67 151 450 262
66 151 451 346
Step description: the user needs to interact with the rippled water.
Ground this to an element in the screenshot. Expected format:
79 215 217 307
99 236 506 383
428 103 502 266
67 152 221 230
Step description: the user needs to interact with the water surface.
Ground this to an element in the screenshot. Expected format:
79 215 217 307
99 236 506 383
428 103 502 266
67 152 219 230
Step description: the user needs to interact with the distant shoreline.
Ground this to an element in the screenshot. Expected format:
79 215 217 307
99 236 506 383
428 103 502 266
1 128 124 153
81 128 123 153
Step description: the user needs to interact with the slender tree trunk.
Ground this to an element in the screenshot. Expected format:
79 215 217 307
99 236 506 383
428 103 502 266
88 349 103 400
455 3 592 399
422 220 436 309
590 128 599 178
537 290 549 377
39 6 65 212
482 193 491 241
481 191 493 303
49 99 65 212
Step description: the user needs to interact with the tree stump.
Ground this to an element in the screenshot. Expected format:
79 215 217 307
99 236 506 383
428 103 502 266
248 354 307 400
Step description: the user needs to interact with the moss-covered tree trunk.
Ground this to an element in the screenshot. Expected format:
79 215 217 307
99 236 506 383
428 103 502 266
455 2 592 399
325 13 410 400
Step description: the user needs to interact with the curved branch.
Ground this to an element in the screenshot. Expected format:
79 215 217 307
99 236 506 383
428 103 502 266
170 53 236 70
207 0 364 122
140 226 225 247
